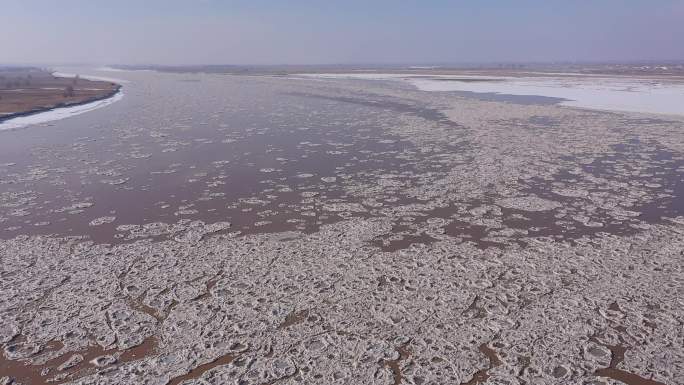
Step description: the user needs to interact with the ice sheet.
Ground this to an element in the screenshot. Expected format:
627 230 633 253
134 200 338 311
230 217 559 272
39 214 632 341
300 73 684 116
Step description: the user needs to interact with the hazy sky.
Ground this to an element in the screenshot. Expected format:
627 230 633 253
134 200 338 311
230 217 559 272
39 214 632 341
3 0 684 65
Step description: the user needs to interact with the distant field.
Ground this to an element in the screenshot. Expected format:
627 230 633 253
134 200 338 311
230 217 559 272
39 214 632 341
111 61 684 77
0 68 120 121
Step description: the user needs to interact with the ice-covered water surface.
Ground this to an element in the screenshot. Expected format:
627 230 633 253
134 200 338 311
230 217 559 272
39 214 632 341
411 76 684 116
301 73 684 116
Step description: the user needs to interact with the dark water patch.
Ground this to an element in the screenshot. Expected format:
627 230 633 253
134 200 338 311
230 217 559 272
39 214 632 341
418 77 503 83
0 337 157 385
590 332 666 385
442 219 512 250
451 90 568 106
460 343 502 385
382 343 411 385
284 91 461 127
528 115 562 127
373 230 438 252
619 117 680 126
279 309 310 329
167 352 239 385
516 141 684 242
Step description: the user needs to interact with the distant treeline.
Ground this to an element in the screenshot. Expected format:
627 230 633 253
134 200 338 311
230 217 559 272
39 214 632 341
110 61 684 76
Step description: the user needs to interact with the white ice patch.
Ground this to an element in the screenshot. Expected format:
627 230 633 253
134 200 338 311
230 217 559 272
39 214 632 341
298 73 410 81
409 76 684 116
298 73 684 116
95 66 129 72
0 91 124 131
96 66 156 73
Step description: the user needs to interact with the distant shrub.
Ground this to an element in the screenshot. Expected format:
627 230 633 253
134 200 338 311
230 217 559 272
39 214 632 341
63 85 75 97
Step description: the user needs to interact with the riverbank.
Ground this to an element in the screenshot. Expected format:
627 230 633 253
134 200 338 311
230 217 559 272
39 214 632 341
0 68 121 124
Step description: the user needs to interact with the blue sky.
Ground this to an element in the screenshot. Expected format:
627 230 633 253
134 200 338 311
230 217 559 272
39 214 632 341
3 0 684 65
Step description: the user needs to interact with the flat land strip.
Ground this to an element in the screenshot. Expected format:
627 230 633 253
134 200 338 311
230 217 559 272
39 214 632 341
0 68 120 121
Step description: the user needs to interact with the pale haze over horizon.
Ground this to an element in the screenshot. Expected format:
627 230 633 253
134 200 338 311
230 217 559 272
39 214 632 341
3 0 684 66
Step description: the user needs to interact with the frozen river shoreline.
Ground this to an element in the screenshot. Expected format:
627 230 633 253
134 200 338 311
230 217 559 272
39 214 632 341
0 91 124 131
0 70 126 131
301 72 684 116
